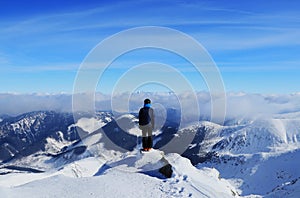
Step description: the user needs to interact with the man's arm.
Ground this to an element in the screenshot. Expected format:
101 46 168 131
150 108 155 129
138 108 142 125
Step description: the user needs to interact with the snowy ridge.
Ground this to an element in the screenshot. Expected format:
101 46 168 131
0 150 239 198
166 153 238 197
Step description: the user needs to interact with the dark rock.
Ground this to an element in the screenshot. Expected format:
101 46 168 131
159 163 173 178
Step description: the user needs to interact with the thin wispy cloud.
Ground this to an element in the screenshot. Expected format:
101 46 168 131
1 1 298 51
0 0 299 93
219 64 300 73
0 52 10 64
1 63 80 73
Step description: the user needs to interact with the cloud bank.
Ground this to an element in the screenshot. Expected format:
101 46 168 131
1 92 300 123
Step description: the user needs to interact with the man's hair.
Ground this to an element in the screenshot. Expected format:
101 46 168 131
144 98 151 104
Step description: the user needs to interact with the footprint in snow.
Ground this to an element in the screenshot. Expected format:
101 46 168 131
182 175 188 181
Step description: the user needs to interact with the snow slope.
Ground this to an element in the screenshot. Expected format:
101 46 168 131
73 111 113 134
0 151 239 198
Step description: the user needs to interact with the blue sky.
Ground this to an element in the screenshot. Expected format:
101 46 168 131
0 0 299 94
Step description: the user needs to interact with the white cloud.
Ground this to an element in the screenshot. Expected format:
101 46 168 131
1 92 300 125
0 93 72 116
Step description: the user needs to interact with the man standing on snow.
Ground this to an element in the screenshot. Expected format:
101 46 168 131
139 98 155 151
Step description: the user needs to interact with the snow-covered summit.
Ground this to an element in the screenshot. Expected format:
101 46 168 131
0 149 239 198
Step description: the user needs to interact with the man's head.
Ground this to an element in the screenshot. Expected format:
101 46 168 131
144 98 151 104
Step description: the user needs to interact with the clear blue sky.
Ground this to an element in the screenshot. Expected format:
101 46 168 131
0 0 299 94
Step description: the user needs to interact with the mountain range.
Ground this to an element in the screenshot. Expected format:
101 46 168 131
0 110 300 197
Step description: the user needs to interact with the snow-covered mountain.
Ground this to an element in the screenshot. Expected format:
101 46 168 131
0 110 300 197
193 119 300 197
0 111 75 163
0 111 113 163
